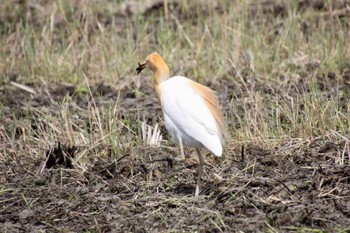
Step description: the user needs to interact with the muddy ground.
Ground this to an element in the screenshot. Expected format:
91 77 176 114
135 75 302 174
1 73 350 232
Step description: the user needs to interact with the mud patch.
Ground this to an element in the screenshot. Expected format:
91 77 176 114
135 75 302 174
1 141 349 232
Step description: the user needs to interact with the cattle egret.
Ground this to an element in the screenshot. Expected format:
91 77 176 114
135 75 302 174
136 52 226 196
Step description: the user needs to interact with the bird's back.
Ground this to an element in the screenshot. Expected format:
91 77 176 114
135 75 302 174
159 76 224 156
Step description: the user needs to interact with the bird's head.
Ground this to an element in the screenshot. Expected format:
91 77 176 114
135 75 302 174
136 52 169 75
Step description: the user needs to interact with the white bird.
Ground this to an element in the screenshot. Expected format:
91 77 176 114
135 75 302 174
136 52 226 196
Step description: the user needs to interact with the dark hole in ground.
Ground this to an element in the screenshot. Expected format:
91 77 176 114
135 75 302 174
45 142 77 169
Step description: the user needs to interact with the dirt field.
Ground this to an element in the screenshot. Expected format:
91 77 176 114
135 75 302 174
1 77 350 232
1 0 350 232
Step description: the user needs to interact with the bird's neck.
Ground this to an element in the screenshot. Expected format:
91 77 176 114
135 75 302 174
153 67 169 105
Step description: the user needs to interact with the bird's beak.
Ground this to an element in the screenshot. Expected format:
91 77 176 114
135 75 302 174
136 61 147 74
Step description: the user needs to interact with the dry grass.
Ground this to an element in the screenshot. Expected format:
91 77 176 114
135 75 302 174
1 0 349 149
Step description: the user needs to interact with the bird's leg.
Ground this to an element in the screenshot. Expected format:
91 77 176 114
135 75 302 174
179 137 185 160
174 136 185 162
195 149 204 197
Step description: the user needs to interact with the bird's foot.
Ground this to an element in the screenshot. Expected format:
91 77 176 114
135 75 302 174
173 157 185 162
166 155 185 162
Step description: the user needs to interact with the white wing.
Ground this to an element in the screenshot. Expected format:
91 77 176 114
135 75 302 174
160 76 222 156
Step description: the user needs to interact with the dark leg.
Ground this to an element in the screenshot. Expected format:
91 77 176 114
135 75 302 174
195 149 204 197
